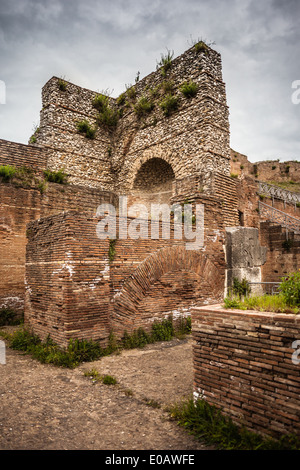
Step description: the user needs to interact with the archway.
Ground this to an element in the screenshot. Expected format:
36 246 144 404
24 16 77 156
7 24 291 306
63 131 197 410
111 245 224 337
133 157 175 193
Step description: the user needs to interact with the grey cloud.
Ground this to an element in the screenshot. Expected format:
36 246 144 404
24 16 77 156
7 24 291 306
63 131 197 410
0 0 299 162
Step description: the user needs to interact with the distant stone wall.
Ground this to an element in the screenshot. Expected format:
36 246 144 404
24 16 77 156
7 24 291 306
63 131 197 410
192 304 300 438
230 148 300 183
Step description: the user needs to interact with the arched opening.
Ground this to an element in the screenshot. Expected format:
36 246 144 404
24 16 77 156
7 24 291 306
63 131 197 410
133 158 175 194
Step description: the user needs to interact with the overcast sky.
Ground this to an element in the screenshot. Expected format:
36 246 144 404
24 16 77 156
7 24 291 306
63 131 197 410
0 0 299 162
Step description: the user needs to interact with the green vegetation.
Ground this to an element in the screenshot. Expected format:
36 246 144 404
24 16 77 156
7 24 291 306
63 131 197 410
0 164 41 189
194 40 209 54
223 293 299 314
29 124 40 144
160 94 178 117
134 96 155 118
224 272 300 314
58 78 67 91
230 172 238 178
125 85 137 102
0 315 191 368
96 106 119 130
156 49 174 76
231 277 251 298
84 369 118 385
161 80 175 95
43 168 68 184
268 180 300 193
280 271 300 307
0 308 22 327
76 119 97 139
180 81 198 98
92 94 109 111
92 94 119 130
108 238 117 263
0 164 17 181
169 397 300 450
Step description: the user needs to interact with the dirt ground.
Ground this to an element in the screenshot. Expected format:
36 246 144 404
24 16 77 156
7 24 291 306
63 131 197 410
0 332 212 451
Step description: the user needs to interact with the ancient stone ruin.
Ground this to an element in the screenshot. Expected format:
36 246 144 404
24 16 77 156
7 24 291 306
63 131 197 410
1 42 299 438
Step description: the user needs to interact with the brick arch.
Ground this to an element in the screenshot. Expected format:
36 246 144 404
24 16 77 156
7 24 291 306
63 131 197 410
111 245 224 336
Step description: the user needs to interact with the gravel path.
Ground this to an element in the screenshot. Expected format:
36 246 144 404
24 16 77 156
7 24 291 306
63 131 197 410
0 334 211 451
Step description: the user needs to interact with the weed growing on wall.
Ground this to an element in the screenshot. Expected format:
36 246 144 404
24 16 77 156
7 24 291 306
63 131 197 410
43 169 68 184
0 164 17 181
76 119 96 139
58 79 67 91
156 49 174 76
134 96 155 118
180 81 198 98
168 397 300 450
160 94 179 117
0 308 21 327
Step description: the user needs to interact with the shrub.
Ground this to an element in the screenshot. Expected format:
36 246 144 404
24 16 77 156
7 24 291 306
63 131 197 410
194 40 209 54
0 165 17 181
76 120 96 139
92 94 109 111
169 397 300 450
58 79 67 91
101 374 117 385
232 277 251 298
96 106 119 130
0 308 20 327
125 85 137 102
134 96 154 118
43 169 68 184
116 93 126 106
7 329 104 368
156 49 174 76
180 81 198 98
160 94 178 117
280 271 300 307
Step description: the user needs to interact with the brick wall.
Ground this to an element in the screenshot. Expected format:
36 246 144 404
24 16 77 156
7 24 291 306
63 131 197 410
230 148 300 183
25 195 226 347
259 221 300 284
0 138 48 171
192 304 300 438
0 180 117 313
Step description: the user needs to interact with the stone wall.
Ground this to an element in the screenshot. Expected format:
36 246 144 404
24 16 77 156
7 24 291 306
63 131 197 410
113 45 230 194
192 304 300 438
35 77 115 189
225 226 267 295
34 44 230 195
230 148 300 184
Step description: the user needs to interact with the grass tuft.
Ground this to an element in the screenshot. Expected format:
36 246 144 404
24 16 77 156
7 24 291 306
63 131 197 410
169 397 300 450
